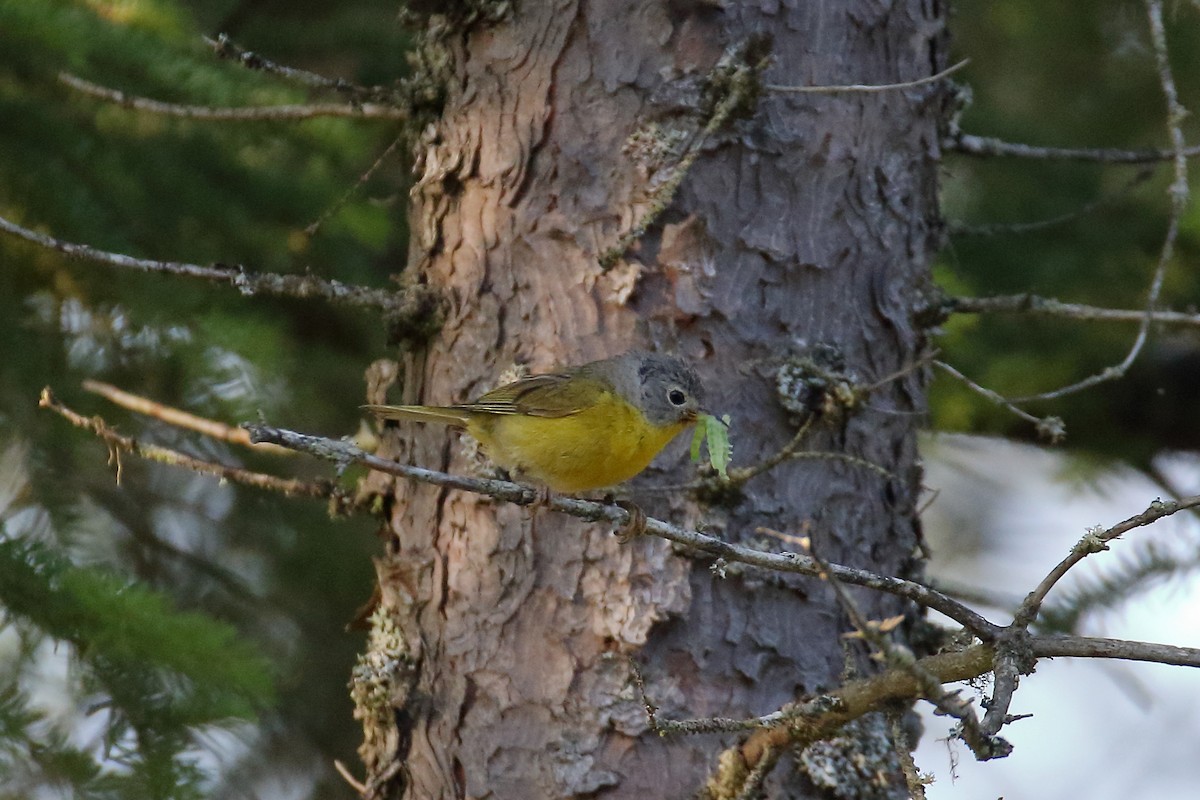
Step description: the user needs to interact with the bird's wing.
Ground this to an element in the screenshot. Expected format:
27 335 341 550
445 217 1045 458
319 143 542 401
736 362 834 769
461 372 606 418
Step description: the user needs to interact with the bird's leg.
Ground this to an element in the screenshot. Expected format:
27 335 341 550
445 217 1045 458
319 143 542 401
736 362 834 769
529 485 555 511
611 498 647 543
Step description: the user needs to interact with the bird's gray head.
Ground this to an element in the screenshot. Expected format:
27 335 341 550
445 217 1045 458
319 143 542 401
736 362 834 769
583 351 705 426
638 353 704 426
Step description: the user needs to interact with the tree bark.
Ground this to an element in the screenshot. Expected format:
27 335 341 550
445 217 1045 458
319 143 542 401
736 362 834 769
363 2 947 797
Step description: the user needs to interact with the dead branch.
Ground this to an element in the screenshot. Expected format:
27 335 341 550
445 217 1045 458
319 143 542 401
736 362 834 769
947 294 1200 328
933 361 1063 441
206 33 402 106
39 387 352 508
765 59 968 94
701 633 1200 797
1002 0 1189 405
946 167 1155 237
306 135 405 236
82 379 292 455
244 421 1000 638
811 539 1008 761
60 72 407 121
0 212 440 324
241 421 1200 785
948 132 1200 163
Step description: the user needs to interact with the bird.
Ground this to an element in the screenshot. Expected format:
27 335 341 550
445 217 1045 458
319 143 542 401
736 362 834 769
364 351 705 493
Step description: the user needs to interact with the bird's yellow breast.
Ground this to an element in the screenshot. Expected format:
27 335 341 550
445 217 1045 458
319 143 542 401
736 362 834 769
467 390 688 493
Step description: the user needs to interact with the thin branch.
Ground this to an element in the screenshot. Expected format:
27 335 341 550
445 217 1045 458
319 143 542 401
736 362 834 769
723 416 815 487
244 421 1002 639
948 132 1200 164
1033 634 1200 667
933 361 1063 441
1015 494 1200 628
60 73 407 121
206 33 402 106
0 212 439 320
305 134 405 237
333 760 368 795
1004 1 1189 405
811 539 1007 760
711 645 993 796
82 379 292 456
765 59 968 94
650 356 924 496
948 294 1200 327
39 388 352 507
946 168 1155 237
735 743 779 800
703 632 1200 796
979 638 1027 738
1145 0 1193 212
236 426 1200 785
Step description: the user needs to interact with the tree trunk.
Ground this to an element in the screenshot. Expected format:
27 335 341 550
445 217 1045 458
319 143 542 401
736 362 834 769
361 2 946 797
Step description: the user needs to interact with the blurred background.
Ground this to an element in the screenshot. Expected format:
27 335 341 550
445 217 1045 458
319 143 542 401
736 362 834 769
1 1 1199 797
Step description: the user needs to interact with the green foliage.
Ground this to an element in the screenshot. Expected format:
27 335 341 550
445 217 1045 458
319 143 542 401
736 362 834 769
0 536 274 797
0 0 398 795
0 538 274 718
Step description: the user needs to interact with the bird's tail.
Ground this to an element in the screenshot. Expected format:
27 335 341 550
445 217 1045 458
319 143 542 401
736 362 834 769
362 404 472 427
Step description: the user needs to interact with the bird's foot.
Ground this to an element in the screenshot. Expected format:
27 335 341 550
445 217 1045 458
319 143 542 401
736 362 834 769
613 499 647 543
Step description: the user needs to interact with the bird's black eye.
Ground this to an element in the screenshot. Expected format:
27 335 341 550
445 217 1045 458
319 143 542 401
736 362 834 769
668 389 687 406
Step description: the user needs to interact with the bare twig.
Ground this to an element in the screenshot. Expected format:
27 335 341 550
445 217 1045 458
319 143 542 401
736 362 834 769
244 421 1001 639
811 539 1008 761
948 133 1200 164
0 212 439 322
984 488 1200 735
305 134 405 237
735 743 779 800
933 361 1061 439
60 72 407 121
82 379 292 456
703 633 1200 796
948 294 1200 328
999 1 1188 405
333 759 368 794
890 712 928 800
206 33 401 106
137 421 1200 786
39 388 351 506
1033 635 1200 667
980 649 1023 736
947 168 1155 237
766 59 969 94
723 416 815 486
1015 495 1200 629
